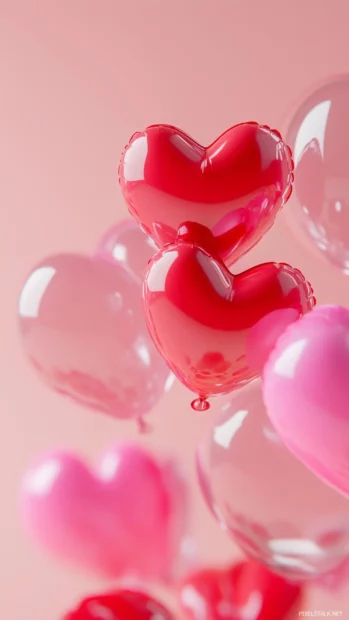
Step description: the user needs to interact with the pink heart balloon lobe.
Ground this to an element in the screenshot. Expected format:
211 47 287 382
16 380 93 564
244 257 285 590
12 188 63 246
263 305 349 497
21 444 186 581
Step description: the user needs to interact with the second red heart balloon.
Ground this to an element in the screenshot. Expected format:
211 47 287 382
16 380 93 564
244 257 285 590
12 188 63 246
143 241 315 402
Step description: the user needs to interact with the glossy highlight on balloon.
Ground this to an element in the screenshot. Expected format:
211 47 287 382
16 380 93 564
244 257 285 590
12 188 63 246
119 123 294 266
263 304 349 498
64 589 175 620
197 379 349 581
286 75 349 272
143 241 314 400
18 253 172 422
178 560 302 620
95 218 157 283
21 443 187 582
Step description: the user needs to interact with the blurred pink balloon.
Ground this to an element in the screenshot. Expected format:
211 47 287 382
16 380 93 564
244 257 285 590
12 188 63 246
18 253 173 422
95 219 157 282
197 379 349 583
285 75 349 272
21 443 187 582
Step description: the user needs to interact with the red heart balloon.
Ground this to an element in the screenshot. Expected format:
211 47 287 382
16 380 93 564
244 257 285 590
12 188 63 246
64 589 174 620
178 561 302 620
119 123 293 266
143 242 314 401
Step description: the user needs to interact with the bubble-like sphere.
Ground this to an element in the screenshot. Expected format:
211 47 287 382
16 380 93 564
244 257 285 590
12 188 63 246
197 379 349 582
286 75 349 272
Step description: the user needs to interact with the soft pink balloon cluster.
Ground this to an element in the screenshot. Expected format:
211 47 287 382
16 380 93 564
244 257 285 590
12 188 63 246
19 79 349 617
19 222 191 594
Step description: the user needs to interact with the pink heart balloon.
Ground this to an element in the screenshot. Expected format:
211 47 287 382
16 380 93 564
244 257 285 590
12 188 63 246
21 444 187 582
18 253 171 422
263 305 349 497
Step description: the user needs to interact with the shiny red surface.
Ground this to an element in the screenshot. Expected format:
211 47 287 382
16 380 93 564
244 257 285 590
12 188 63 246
64 590 174 620
143 242 315 398
119 123 293 266
179 560 302 620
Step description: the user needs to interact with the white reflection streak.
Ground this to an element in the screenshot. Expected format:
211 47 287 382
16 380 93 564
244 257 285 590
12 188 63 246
262 426 281 444
293 99 331 166
19 266 56 318
170 134 202 162
214 409 248 449
164 372 176 392
112 243 127 262
25 459 60 495
146 250 178 292
273 339 307 379
235 592 263 620
208 141 226 162
181 585 208 620
269 538 324 557
197 252 232 299
99 453 121 480
123 135 148 181
136 341 151 366
270 554 317 573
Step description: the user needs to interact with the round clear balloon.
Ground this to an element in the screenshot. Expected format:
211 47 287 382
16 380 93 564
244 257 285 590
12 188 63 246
95 219 157 282
285 75 349 272
197 379 349 583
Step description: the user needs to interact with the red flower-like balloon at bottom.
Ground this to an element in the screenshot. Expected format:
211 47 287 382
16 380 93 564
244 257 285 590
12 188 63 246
179 560 303 620
64 589 175 620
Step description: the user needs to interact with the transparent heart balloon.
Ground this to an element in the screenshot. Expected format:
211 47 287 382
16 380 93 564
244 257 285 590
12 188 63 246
197 379 349 583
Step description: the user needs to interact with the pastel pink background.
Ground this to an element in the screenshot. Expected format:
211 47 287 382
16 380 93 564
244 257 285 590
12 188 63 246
1 1 349 617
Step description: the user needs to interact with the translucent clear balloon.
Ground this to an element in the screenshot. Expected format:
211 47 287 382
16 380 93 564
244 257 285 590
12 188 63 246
18 253 172 424
197 379 349 582
95 219 157 283
285 75 349 272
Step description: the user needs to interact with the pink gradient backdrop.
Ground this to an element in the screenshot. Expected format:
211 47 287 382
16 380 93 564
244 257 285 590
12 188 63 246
1 1 349 617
